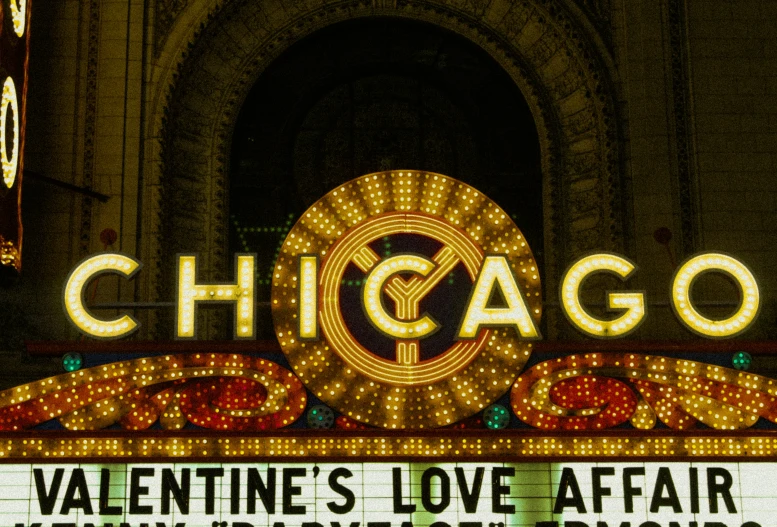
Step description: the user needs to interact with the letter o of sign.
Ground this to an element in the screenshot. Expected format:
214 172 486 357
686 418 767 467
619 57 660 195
10 0 27 37
671 252 760 338
1 77 20 189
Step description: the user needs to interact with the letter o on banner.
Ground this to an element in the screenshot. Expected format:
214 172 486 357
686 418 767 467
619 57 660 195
10 0 27 37
671 252 760 338
0 77 20 189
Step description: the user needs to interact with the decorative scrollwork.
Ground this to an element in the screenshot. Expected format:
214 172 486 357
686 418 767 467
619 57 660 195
511 354 777 431
0 354 306 431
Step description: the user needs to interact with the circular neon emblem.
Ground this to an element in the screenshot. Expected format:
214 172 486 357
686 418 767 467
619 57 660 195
272 171 541 428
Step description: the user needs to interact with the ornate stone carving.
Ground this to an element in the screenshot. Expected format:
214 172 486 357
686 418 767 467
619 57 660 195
153 0 626 338
79 0 101 256
154 0 193 54
666 0 701 256
574 0 613 49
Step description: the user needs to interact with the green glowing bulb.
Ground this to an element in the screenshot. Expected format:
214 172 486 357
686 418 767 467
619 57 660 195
484 404 510 430
732 351 752 371
307 405 334 429
62 352 83 372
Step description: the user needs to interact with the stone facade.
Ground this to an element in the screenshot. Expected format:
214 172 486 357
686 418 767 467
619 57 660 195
2 0 777 384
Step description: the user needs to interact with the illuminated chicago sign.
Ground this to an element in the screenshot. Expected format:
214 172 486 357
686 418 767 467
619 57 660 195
57 172 762 428
62 172 760 345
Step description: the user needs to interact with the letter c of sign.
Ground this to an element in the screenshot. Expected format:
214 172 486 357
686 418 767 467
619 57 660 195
63 253 142 339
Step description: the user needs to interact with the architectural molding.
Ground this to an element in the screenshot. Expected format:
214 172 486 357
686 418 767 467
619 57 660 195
79 0 101 256
574 0 614 50
666 0 701 257
154 0 194 55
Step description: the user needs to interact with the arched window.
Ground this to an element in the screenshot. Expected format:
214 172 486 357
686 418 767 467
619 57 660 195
229 19 542 337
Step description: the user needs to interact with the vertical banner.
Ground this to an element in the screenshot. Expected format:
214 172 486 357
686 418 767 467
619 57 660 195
0 0 31 274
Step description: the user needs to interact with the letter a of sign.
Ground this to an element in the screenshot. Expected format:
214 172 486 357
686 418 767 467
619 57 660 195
457 256 540 339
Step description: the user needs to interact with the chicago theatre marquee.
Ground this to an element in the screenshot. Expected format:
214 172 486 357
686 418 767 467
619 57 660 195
5 1 777 527
6 169 774 527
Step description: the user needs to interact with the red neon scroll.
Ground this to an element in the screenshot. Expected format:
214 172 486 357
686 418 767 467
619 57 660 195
511 353 777 430
0 354 306 431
